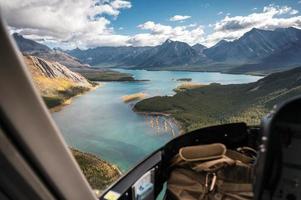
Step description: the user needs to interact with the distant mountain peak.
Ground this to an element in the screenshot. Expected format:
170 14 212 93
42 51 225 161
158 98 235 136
192 43 207 53
288 26 300 31
12 32 22 37
250 27 260 32
73 47 82 51
13 32 51 53
193 43 207 48
162 39 191 47
242 27 265 37
53 47 64 51
165 39 173 43
275 26 297 31
213 39 228 48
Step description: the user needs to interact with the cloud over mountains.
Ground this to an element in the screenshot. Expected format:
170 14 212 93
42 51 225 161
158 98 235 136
1 1 301 49
206 5 301 46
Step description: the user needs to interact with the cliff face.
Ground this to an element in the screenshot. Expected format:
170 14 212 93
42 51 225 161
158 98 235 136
24 55 93 108
25 55 90 83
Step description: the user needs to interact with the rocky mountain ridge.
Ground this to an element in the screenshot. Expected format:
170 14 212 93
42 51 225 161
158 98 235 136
15 27 301 74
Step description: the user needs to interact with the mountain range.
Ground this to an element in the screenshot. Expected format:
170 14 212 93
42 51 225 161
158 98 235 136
13 33 89 69
14 27 301 75
204 27 301 74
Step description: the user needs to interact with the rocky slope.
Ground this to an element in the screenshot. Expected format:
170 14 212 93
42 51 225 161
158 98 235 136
24 55 93 108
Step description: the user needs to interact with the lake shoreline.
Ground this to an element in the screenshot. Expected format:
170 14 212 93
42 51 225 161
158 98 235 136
132 108 186 135
95 79 150 82
49 83 101 112
111 67 266 77
71 147 122 190
49 78 149 112
77 68 151 82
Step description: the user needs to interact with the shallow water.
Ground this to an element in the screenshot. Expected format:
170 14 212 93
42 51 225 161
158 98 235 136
52 69 261 172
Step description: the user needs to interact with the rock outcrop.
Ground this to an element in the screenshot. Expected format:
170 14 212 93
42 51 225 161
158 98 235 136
24 55 93 108
26 55 90 84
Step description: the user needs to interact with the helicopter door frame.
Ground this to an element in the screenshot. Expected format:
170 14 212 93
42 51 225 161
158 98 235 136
0 14 97 200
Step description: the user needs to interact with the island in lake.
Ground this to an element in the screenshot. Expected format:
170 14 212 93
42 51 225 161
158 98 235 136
176 78 192 82
76 68 142 82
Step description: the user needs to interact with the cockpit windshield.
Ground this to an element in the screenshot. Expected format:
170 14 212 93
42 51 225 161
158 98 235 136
1 0 301 196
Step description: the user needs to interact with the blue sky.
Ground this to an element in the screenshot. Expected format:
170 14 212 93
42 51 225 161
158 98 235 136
1 0 301 49
113 0 301 35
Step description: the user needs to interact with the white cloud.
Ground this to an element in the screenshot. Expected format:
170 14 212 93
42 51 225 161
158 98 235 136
217 11 223 15
169 15 191 22
1 0 202 48
290 9 299 15
0 0 131 48
1 1 301 49
111 0 132 9
138 21 173 35
133 21 205 46
204 5 301 47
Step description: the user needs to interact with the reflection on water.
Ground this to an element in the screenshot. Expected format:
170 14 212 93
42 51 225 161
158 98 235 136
144 115 179 137
52 69 261 172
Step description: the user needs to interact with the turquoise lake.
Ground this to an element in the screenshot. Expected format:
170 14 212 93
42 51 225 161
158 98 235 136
51 69 261 172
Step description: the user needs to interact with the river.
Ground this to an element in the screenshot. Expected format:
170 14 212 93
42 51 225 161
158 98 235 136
51 69 261 172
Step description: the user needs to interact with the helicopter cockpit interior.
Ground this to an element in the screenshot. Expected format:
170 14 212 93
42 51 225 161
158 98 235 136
96 97 301 200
